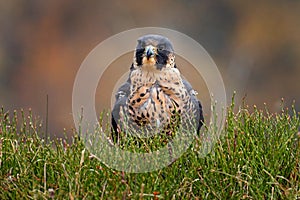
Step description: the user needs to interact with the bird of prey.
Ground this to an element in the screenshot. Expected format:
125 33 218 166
111 34 204 141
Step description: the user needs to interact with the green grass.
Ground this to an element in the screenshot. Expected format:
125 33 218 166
0 100 299 199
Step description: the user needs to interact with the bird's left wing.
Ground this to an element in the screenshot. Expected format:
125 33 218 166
182 79 204 133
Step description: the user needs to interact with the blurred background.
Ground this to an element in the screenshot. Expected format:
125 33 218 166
0 1 299 138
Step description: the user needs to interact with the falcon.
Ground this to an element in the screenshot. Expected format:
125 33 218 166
111 34 204 141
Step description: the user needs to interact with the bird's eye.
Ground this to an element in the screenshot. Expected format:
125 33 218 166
157 45 165 51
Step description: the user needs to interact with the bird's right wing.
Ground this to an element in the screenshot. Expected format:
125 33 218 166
111 81 131 140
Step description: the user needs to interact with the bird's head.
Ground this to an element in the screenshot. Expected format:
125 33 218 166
133 34 176 70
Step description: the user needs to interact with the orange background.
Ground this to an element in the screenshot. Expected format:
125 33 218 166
0 1 299 138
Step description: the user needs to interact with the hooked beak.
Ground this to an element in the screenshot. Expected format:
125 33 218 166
145 45 155 59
